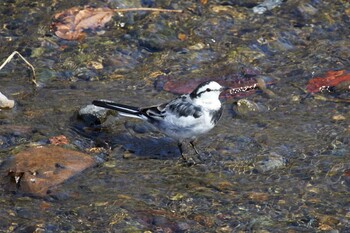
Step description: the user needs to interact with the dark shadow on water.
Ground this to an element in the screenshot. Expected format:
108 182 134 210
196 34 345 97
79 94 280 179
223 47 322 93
71 122 181 160
115 135 181 160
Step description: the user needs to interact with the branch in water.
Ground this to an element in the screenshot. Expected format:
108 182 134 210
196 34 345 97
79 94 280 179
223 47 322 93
0 51 38 87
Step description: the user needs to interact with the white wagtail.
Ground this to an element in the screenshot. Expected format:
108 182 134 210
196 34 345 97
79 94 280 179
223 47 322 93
92 81 230 162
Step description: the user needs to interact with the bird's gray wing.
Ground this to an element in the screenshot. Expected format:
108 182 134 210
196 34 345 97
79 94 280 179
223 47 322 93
165 96 203 118
140 95 202 120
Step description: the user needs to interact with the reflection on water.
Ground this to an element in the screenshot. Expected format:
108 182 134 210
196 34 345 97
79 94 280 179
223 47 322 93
0 0 350 231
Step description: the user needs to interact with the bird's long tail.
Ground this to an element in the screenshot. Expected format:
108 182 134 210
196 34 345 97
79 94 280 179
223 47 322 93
92 100 143 119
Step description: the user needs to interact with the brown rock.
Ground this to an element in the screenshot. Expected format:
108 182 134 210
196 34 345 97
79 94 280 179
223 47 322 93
1 146 95 196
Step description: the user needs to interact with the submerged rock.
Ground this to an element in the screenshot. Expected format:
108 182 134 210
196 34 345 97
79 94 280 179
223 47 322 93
233 99 268 117
254 152 287 172
253 0 284 14
0 146 95 197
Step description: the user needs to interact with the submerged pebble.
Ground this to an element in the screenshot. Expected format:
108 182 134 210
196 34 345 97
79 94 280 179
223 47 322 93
253 0 283 14
233 99 268 117
254 152 287 172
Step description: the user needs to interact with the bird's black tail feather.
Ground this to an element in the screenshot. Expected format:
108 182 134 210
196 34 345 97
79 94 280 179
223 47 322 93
92 100 143 119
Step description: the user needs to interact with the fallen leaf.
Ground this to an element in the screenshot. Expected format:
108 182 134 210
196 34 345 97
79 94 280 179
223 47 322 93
52 6 182 40
52 6 114 40
306 70 350 93
177 33 187 41
156 73 274 100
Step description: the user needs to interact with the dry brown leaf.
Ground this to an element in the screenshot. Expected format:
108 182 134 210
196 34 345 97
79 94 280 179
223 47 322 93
177 32 187 41
52 6 114 40
52 6 182 41
74 7 114 30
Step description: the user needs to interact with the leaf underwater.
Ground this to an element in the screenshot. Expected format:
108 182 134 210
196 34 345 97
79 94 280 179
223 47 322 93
306 70 350 93
52 6 114 40
51 6 182 40
156 74 274 99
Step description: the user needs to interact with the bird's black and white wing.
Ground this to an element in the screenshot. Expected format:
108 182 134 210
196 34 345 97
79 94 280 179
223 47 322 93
166 96 203 118
139 95 201 120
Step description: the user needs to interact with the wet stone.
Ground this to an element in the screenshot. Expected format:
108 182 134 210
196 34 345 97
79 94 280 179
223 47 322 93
73 67 98 81
78 104 112 125
233 99 268 117
0 92 14 109
253 0 284 14
0 146 95 197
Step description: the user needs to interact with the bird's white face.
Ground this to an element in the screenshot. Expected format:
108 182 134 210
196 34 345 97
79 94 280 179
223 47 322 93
191 81 226 109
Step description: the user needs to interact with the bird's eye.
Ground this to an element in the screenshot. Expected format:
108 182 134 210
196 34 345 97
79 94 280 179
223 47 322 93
206 88 211 92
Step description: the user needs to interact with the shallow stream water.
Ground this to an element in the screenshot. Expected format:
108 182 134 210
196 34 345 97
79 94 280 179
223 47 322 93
0 0 350 232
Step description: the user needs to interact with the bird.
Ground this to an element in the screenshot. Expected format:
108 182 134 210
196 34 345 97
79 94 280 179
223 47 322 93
92 81 230 163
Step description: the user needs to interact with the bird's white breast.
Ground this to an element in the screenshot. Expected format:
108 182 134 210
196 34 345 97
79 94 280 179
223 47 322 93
159 106 217 140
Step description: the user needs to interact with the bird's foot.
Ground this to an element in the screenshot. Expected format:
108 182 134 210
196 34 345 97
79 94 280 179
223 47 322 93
180 152 204 166
181 154 196 166
178 141 205 166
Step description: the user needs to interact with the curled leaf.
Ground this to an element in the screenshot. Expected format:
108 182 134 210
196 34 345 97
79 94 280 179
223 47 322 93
51 6 182 40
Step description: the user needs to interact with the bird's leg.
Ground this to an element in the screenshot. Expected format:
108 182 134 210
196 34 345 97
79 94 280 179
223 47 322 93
190 140 200 155
178 142 195 166
178 142 187 161
190 140 207 162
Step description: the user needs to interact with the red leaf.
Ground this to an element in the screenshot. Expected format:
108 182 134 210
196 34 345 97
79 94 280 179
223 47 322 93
306 70 350 93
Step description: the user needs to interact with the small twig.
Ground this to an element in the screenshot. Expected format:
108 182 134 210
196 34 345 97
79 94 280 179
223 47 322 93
313 94 350 103
113 8 183 13
290 82 308 93
0 51 38 87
